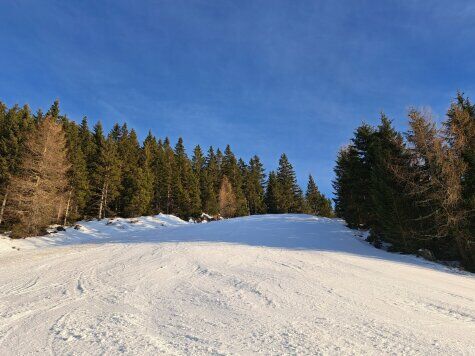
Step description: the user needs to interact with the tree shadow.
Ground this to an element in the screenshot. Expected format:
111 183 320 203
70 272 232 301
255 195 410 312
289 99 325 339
41 214 473 278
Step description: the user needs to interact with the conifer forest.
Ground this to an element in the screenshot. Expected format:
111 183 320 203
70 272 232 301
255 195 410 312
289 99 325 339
0 100 332 238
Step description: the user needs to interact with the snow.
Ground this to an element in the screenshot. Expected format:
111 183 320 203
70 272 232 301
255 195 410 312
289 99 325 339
0 214 474 355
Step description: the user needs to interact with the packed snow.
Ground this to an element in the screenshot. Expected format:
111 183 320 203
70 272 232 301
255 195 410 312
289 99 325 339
0 214 474 355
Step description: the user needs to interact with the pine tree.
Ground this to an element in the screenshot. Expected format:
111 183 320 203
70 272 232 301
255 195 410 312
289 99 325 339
369 115 414 251
305 174 333 217
276 153 303 213
221 145 248 216
351 124 377 227
61 119 90 222
176 138 201 217
205 146 220 197
157 138 175 214
88 122 122 219
245 155 267 214
264 171 280 213
444 94 475 269
172 138 200 218
46 100 60 119
140 131 158 215
120 129 150 217
0 104 35 227
192 145 205 174
192 145 210 214
333 146 366 228
200 146 219 215
8 117 70 237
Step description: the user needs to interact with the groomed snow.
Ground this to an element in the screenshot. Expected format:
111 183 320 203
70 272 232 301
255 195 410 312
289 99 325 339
0 214 474 355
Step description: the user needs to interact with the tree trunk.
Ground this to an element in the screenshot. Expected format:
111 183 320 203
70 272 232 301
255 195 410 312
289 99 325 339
63 190 72 226
56 200 63 224
103 183 108 219
98 181 106 220
0 188 8 226
167 185 171 214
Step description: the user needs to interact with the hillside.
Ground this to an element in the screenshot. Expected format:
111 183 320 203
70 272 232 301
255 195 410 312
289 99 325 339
0 215 474 355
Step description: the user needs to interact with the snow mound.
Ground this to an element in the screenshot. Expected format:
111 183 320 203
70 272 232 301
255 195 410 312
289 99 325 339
0 213 188 253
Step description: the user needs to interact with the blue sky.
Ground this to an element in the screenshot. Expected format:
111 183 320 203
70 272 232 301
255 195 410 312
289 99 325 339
1 1 474 198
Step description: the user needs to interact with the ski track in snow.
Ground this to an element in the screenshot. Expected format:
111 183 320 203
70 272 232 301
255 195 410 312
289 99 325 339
0 214 474 355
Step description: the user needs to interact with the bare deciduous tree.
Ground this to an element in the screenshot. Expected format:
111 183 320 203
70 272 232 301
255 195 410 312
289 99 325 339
8 117 70 238
393 109 472 265
219 176 236 218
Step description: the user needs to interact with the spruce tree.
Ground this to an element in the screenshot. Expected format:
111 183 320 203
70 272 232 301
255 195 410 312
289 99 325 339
88 122 122 219
120 129 149 217
351 124 377 227
46 100 60 119
205 146 220 197
192 145 210 213
173 138 201 218
0 104 35 227
333 146 366 228
221 145 248 216
61 119 90 222
369 115 414 251
158 138 175 214
245 155 267 214
264 171 280 213
445 94 475 268
140 131 158 215
305 174 333 217
276 153 302 213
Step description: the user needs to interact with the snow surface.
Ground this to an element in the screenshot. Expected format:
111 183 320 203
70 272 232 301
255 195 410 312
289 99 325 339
0 214 474 355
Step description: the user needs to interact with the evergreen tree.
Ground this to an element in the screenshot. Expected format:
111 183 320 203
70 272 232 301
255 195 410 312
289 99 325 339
140 131 158 215
120 128 150 217
205 146 220 197
89 122 122 219
369 115 414 250
264 171 280 213
158 138 175 214
0 104 35 227
245 155 267 214
221 145 248 216
61 119 90 222
192 145 210 214
333 146 366 228
192 145 205 174
305 174 333 217
351 124 377 227
173 138 201 218
200 146 219 215
276 153 303 213
46 100 60 119
152 139 166 214
445 94 475 268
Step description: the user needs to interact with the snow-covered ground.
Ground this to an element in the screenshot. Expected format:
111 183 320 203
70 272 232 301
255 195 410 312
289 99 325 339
0 214 474 355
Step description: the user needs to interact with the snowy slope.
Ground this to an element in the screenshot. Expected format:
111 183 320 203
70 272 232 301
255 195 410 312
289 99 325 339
0 214 474 355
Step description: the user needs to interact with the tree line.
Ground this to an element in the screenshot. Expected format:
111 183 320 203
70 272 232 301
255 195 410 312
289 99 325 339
0 100 333 238
333 93 475 271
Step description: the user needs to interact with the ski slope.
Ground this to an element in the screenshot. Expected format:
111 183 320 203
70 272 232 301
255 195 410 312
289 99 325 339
0 214 474 355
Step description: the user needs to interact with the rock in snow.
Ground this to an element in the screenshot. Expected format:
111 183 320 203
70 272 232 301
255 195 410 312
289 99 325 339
0 214 474 355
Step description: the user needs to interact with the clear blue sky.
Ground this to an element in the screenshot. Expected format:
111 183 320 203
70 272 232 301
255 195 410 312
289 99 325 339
1 1 474 198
